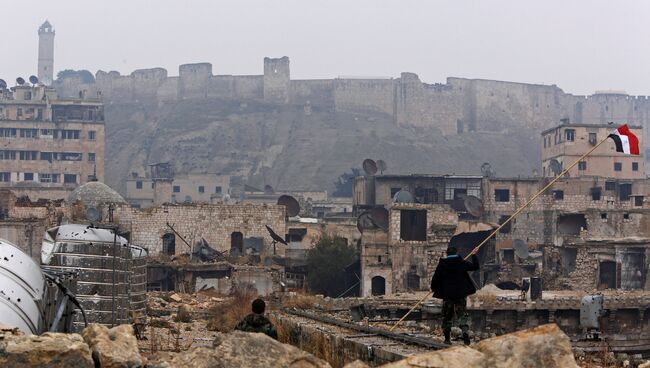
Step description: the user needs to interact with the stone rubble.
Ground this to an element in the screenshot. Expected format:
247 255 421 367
82 324 145 368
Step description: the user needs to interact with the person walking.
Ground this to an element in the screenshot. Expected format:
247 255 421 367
430 246 480 345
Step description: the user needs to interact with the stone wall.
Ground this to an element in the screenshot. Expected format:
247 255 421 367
113 203 285 256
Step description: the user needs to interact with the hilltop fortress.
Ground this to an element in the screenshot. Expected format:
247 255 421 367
55 56 650 145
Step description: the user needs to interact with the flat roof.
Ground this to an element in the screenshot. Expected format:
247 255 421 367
541 123 642 135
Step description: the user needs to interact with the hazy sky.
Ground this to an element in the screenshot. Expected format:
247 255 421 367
3 0 649 95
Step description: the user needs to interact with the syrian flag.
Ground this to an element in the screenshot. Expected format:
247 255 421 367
608 124 640 155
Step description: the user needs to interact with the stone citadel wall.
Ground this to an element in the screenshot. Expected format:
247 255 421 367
55 57 650 143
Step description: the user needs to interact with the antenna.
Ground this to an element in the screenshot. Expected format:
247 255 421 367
85 207 101 222
265 225 287 255
29 75 39 85
393 190 414 203
356 211 376 233
370 207 389 230
16 77 25 86
264 185 274 194
362 159 378 176
277 195 300 217
0 79 7 89
549 159 562 176
463 195 484 217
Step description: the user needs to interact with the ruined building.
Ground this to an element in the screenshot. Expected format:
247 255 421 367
354 123 650 296
0 83 105 200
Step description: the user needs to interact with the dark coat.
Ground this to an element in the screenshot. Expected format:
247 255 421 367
430 254 480 300
234 313 278 339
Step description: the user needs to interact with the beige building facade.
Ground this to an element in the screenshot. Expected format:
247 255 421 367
126 172 230 208
0 84 104 200
541 122 644 179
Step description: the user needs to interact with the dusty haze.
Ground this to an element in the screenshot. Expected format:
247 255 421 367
2 0 649 95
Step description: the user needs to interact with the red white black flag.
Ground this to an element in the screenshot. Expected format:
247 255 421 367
608 124 640 155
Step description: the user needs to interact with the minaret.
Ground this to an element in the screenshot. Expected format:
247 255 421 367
37 20 55 85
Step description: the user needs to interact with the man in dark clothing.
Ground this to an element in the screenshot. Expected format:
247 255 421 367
430 246 480 345
234 298 278 339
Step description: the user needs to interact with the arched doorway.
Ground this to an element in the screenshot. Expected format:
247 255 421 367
230 232 243 256
162 233 176 255
371 276 386 296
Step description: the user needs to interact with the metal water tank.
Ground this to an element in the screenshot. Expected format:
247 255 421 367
580 295 604 329
0 239 46 333
128 245 148 320
42 224 131 331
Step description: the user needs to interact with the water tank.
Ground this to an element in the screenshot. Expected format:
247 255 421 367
580 295 604 329
42 224 131 331
128 245 148 321
0 239 46 333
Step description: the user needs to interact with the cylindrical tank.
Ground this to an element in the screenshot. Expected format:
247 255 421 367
42 224 131 331
0 239 46 334
128 245 148 321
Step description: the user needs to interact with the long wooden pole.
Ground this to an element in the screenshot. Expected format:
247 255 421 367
388 135 611 332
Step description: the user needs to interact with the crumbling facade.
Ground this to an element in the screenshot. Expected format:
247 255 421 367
0 84 105 200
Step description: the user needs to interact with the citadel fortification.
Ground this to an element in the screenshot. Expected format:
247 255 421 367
56 56 650 145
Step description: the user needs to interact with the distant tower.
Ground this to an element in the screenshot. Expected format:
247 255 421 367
37 20 55 85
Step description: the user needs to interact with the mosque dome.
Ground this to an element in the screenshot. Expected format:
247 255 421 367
68 181 126 207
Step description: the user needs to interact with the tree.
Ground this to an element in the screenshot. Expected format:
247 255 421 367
306 233 357 297
56 69 95 84
332 168 361 197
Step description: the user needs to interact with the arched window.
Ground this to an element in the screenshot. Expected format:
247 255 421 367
371 276 386 296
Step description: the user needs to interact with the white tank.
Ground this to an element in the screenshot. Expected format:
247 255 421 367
0 239 46 333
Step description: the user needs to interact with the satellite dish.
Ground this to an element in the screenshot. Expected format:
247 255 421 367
16 77 25 86
377 160 387 174
265 225 288 245
393 190 414 203
513 239 530 259
463 195 484 217
29 75 38 85
277 195 300 217
0 79 6 89
264 185 274 194
362 159 378 176
480 162 495 178
549 159 562 176
370 207 389 230
85 207 101 222
356 211 376 233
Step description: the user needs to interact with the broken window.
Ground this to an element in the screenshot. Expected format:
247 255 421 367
286 228 307 243
619 183 632 201
498 215 512 233
494 189 510 202
605 181 616 191
557 214 587 235
371 276 386 296
552 190 564 200
578 161 587 171
601 213 608 220
614 162 622 172
565 129 575 141
591 187 601 201
623 213 630 220
559 248 577 276
634 196 643 207
162 233 176 255
230 232 243 256
502 249 514 264
400 210 427 241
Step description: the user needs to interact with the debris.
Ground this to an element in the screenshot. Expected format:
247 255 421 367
169 293 183 303
0 331 94 368
81 324 145 368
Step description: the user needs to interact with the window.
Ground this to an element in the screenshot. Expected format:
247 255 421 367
605 181 616 191
20 129 38 138
552 190 564 200
634 196 643 207
61 130 80 139
40 129 54 138
23 173 33 181
400 210 427 241
40 152 54 162
494 189 510 202
0 128 16 138
39 173 59 183
578 161 587 171
565 129 575 142
0 172 10 182
88 153 95 162
198 186 205 193
600 213 607 220
591 187 601 201
623 213 630 220
614 162 622 171
58 152 82 161
0 150 16 160
498 215 512 233
19 151 37 160
215 186 222 194
64 174 77 184
24 92 32 100
87 175 95 182
619 183 632 201
88 131 96 140
632 162 639 171
136 181 143 189
588 133 597 145
17 108 22 118
162 233 176 255
173 185 180 193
